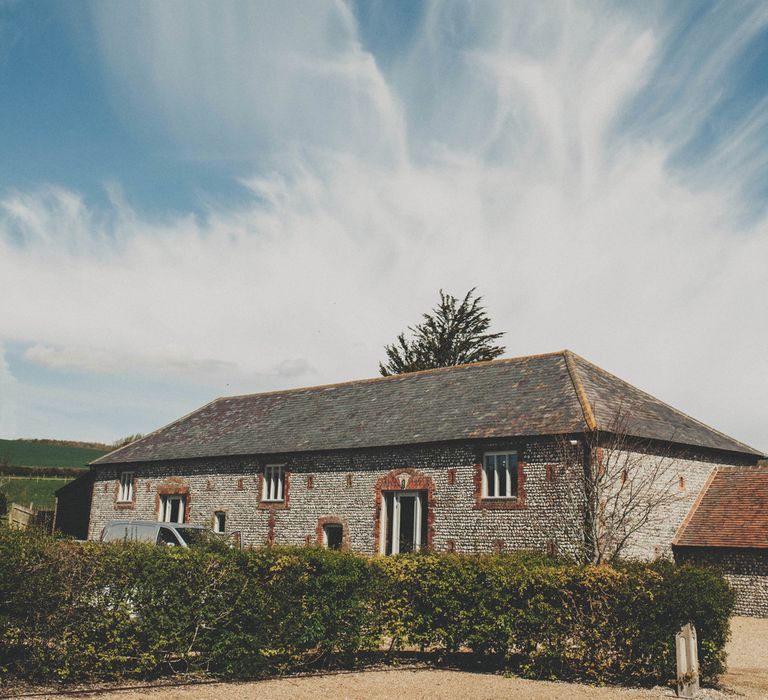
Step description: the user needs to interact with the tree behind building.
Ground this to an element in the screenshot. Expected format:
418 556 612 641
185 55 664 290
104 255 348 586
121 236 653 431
379 288 505 376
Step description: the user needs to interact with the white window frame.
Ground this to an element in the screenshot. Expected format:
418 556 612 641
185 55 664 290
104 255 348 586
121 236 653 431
262 464 285 502
379 491 424 555
213 511 226 534
117 471 134 502
482 451 517 499
159 494 186 523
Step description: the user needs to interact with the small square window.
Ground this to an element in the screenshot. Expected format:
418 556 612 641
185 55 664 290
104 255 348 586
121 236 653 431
482 452 518 498
117 472 134 502
323 523 343 550
262 465 285 502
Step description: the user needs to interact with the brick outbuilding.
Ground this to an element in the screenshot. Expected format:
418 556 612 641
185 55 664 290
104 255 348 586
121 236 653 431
674 466 768 617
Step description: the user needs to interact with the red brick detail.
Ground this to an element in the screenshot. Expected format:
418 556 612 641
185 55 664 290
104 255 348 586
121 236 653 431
547 540 556 556
473 460 527 510
237 478 244 491
446 538 456 553
206 480 212 491
304 534 313 545
493 539 504 554
113 472 137 511
316 515 350 550
307 475 314 489
346 473 353 488
678 474 685 491
373 468 435 554
156 478 191 523
545 464 555 482
267 510 276 545
447 468 456 485
257 469 291 511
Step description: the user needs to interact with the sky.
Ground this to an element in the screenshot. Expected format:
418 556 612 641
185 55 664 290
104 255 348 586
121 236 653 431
0 0 766 451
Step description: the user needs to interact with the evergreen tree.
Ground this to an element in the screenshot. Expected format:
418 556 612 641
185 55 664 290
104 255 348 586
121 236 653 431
379 288 505 376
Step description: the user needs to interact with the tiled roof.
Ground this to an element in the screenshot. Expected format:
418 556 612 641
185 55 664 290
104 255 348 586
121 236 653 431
673 467 768 549
92 350 763 465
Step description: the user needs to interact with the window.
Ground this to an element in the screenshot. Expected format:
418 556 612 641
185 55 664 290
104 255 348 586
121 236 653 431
483 452 518 498
262 464 285 502
157 526 181 546
118 471 134 502
380 491 427 555
213 511 226 533
323 523 343 550
159 494 187 523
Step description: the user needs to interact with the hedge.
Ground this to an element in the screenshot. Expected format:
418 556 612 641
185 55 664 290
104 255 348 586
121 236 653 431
0 528 734 687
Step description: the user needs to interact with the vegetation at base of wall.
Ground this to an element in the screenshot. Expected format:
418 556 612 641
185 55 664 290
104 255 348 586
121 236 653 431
0 438 108 470
0 477 73 509
0 528 734 687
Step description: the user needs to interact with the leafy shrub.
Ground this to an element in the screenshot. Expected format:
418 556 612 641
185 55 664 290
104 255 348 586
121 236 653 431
0 528 734 687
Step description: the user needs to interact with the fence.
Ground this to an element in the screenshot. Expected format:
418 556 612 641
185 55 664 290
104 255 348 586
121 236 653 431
9 502 54 532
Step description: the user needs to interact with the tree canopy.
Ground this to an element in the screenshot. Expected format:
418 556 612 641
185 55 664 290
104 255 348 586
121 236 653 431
379 288 506 376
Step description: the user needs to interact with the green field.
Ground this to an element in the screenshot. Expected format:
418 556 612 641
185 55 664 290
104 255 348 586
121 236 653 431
0 438 108 469
1 476 72 509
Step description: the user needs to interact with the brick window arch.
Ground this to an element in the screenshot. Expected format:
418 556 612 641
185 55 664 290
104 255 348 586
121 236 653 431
316 515 350 550
374 468 435 554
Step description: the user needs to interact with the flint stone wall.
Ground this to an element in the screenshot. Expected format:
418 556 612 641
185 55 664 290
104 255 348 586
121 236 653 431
675 546 768 618
88 438 582 555
87 439 752 563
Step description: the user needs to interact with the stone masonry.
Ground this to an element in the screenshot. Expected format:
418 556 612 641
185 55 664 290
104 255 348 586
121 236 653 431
675 547 768 618
88 437 749 560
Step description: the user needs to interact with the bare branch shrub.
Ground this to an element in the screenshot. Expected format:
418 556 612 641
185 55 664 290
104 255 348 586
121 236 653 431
539 406 681 564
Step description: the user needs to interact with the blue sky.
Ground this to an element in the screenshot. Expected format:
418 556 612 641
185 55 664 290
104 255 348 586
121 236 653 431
0 1 767 451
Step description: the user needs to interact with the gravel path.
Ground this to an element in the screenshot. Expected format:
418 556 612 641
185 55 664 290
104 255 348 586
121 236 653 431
7 616 767 700
722 616 768 698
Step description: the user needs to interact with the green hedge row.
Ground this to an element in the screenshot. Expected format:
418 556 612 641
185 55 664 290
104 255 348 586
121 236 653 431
0 528 734 686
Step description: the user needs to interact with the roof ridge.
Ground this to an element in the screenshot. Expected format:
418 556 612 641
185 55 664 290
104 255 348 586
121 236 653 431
216 350 566 402
568 352 763 456
563 350 597 431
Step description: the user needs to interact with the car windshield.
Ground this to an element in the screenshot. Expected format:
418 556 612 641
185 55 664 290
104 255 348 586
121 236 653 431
173 527 211 546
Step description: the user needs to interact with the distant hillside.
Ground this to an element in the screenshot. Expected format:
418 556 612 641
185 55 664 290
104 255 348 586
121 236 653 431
0 438 110 470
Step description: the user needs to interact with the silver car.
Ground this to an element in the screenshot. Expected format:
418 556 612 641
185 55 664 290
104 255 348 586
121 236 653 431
100 520 213 547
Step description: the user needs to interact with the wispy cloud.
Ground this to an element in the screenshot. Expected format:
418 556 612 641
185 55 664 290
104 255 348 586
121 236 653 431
0 1 766 447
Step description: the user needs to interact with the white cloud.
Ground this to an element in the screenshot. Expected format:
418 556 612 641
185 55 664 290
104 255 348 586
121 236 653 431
0 1 766 449
0 344 18 438
87 0 406 163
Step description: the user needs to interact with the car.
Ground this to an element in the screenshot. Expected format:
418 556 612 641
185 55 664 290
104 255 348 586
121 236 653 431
100 520 219 547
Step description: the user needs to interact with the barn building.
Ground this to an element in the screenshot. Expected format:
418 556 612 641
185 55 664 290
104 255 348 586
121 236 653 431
85 350 762 578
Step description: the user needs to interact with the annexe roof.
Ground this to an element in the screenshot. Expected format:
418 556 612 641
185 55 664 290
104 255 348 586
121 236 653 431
673 467 768 549
92 350 762 465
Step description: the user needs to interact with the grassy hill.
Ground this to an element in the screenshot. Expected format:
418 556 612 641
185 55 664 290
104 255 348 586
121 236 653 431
0 439 111 512
0 438 109 470
1 477 72 509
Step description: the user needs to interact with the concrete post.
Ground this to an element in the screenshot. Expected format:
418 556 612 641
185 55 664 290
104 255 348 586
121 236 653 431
675 622 700 698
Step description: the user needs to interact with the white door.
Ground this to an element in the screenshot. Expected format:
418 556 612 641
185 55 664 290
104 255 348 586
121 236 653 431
381 491 425 555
